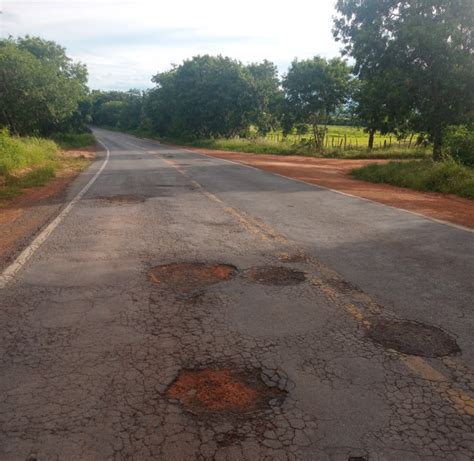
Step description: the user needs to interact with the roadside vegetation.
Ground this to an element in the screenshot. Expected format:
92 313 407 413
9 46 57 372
0 130 59 201
351 161 474 199
174 132 430 160
50 132 96 150
0 36 96 203
0 130 92 203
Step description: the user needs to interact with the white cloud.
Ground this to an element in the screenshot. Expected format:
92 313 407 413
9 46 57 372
1 0 342 90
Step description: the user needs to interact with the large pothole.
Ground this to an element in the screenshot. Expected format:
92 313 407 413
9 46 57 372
165 368 286 416
148 262 237 291
367 319 460 357
246 266 306 286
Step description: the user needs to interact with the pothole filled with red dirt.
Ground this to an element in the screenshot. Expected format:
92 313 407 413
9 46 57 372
367 319 460 357
148 262 237 291
98 194 146 204
246 266 306 286
165 368 286 416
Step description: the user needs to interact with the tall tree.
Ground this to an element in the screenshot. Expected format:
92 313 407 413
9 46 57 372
282 57 352 148
0 36 88 135
353 69 413 148
149 55 256 138
334 0 474 159
245 60 283 135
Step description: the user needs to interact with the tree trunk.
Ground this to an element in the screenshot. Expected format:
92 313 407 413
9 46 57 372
312 122 321 149
368 129 375 149
432 130 443 161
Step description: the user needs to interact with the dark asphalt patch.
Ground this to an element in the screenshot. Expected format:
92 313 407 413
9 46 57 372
97 195 146 204
148 262 237 291
165 368 286 416
367 319 460 357
246 266 306 286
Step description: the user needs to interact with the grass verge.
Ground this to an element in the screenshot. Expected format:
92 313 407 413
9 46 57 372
350 160 474 199
0 130 94 205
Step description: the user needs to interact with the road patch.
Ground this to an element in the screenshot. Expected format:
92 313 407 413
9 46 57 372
367 319 460 357
148 262 237 292
246 266 306 286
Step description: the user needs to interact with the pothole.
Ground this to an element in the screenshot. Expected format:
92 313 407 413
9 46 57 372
246 266 306 286
165 368 286 416
367 319 460 357
98 195 146 204
148 262 237 291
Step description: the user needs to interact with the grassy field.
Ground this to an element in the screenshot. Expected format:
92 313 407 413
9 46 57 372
184 136 429 160
0 130 94 203
263 125 417 149
351 160 474 199
164 125 427 159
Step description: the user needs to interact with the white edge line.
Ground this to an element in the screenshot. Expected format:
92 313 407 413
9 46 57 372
0 139 111 289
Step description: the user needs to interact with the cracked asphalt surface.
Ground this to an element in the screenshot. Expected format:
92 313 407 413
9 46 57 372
1 128 473 460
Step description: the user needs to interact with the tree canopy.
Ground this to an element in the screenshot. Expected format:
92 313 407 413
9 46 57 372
334 0 474 158
0 36 89 136
283 57 352 148
145 55 258 139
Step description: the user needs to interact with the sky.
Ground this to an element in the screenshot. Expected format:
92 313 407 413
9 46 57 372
1 0 342 90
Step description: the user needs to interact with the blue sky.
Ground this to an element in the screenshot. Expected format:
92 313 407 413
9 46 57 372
1 0 342 90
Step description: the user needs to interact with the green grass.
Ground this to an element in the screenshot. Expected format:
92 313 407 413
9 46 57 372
350 160 474 199
0 129 59 177
0 166 57 201
0 129 95 204
264 125 416 149
50 132 96 149
188 137 310 156
170 136 429 160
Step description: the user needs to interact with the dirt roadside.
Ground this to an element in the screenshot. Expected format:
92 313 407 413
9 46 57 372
184 147 474 230
0 146 96 269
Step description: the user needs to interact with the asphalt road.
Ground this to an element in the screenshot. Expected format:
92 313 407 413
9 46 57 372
1 128 473 460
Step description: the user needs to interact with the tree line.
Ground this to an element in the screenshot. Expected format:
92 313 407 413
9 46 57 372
1 0 473 160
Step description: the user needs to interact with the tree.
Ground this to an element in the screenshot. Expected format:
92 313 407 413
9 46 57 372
334 0 474 159
0 36 88 135
282 57 352 148
118 90 144 131
245 60 283 135
148 55 256 138
353 70 413 148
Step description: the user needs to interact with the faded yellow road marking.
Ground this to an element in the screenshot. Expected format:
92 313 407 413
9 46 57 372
162 157 287 243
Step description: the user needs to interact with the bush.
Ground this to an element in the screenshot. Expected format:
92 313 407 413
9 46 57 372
444 126 474 166
350 160 474 199
50 132 96 149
